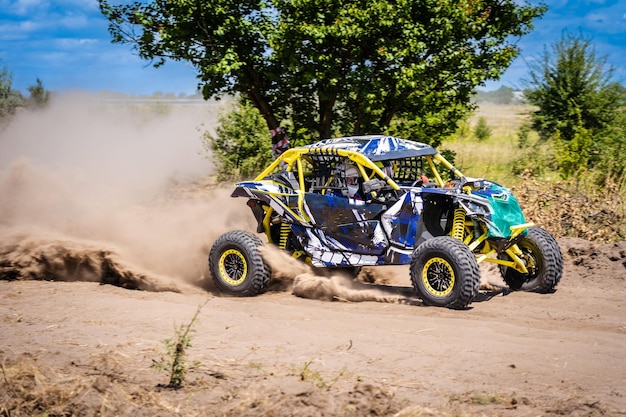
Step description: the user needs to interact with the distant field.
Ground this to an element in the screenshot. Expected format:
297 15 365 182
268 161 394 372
441 103 535 186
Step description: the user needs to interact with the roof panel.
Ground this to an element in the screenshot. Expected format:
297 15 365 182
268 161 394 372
302 136 437 160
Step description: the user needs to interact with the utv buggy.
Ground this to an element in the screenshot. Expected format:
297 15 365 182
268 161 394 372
209 135 563 309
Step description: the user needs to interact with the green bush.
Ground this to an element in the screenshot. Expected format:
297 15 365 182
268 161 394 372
473 117 492 141
203 98 273 180
553 121 592 180
0 65 24 121
26 78 50 109
516 123 531 149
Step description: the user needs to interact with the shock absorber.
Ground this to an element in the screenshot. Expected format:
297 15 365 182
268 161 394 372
451 207 465 241
279 223 291 250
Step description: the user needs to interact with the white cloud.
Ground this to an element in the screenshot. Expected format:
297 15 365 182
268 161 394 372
9 0 50 16
38 51 68 62
0 20 42 40
5 0 98 15
58 14 90 30
55 37 98 48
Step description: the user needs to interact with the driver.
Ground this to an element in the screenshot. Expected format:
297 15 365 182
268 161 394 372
334 163 363 199
344 163 362 199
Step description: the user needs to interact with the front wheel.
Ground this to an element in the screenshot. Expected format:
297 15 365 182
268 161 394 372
499 227 562 293
410 236 481 309
208 230 271 296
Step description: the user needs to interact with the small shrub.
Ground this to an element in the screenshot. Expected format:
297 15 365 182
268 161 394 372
152 300 208 388
553 122 592 180
517 123 531 149
473 116 492 141
26 78 50 109
299 360 346 390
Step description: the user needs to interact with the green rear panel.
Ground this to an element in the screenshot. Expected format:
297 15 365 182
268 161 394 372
486 192 527 239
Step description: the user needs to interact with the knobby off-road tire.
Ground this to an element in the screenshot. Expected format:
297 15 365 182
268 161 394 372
499 226 563 293
410 236 481 309
209 230 271 296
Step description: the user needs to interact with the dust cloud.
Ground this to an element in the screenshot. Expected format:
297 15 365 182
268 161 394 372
1 92 416 302
292 273 419 304
0 92 253 289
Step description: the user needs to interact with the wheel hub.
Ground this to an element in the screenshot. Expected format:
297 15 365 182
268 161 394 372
422 257 455 297
219 249 247 285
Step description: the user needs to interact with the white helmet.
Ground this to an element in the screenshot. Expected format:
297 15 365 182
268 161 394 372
344 164 359 179
337 163 360 198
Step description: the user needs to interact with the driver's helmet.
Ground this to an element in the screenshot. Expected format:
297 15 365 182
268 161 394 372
337 163 360 198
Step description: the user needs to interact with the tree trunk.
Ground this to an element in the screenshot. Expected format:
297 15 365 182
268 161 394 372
319 94 336 139
242 66 279 131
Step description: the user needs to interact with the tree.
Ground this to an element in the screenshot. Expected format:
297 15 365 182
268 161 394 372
593 86 626 183
99 0 546 146
523 32 625 180
0 64 24 120
26 78 50 109
523 32 622 142
473 116 492 141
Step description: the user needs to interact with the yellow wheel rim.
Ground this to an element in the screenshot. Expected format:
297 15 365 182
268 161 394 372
219 249 248 286
422 257 455 297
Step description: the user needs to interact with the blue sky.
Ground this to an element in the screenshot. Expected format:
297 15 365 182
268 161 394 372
1 0 625 95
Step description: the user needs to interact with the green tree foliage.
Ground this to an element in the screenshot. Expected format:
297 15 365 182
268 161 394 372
26 78 50 108
0 64 24 120
553 117 592 179
593 95 626 184
523 32 625 181
516 122 531 148
99 0 546 146
524 32 622 142
203 98 273 180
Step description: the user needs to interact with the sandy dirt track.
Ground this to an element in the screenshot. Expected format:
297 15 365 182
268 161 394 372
1 236 625 416
1 96 625 416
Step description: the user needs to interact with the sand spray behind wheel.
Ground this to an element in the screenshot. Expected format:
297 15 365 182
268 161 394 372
0 93 254 289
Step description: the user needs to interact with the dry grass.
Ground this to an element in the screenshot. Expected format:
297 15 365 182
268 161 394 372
442 104 534 186
471 104 533 134
513 173 626 242
1 352 568 417
0 353 182 417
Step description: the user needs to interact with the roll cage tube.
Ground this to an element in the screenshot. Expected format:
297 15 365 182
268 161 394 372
256 148 461 191
254 147 401 200
425 154 466 187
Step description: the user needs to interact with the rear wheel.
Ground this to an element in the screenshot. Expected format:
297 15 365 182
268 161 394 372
209 230 271 296
410 236 480 309
499 227 562 293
